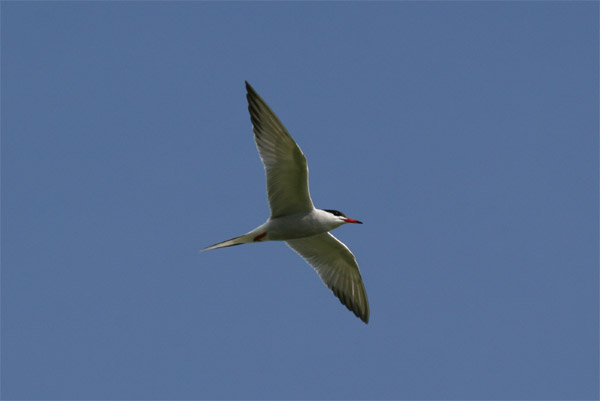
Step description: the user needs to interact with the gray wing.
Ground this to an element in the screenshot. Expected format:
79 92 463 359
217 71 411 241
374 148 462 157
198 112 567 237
246 81 314 218
286 233 369 323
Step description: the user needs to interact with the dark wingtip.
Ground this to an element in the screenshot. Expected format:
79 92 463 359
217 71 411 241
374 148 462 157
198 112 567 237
245 81 255 95
361 314 369 324
332 285 369 324
245 81 260 108
357 306 369 324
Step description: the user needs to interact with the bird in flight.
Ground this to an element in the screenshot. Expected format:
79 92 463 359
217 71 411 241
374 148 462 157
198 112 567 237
203 82 369 323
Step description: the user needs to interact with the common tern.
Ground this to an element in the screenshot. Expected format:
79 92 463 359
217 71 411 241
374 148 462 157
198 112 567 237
203 82 369 324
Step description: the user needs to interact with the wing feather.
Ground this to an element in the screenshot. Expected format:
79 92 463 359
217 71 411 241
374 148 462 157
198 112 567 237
285 233 370 323
245 82 314 218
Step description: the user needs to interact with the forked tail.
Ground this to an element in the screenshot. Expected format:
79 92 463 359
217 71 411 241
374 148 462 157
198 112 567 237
201 233 254 252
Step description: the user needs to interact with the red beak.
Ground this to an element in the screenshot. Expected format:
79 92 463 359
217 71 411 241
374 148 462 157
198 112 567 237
343 218 363 224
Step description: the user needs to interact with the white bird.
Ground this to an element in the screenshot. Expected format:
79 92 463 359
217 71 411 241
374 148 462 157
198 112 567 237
203 82 369 324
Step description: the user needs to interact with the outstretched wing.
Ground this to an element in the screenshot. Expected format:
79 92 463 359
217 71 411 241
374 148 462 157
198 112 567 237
286 233 369 323
246 82 315 218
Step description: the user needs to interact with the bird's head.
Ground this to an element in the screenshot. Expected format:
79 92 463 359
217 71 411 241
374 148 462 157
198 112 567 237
323 209 363 225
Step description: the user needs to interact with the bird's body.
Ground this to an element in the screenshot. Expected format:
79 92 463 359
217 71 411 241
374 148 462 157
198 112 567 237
203 82 369 323
204 209 351 249
265 209 347 240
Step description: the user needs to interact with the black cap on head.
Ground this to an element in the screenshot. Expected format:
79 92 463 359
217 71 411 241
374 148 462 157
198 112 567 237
324 209 346 217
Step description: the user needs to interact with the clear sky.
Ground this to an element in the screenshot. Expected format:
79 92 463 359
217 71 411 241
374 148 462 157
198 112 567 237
2 2 598 400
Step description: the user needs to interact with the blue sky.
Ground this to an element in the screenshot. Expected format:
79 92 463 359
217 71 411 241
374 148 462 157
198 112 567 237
2 2 598 400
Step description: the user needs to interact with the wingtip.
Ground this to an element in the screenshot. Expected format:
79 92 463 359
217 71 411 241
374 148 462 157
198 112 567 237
356 307 369 324
332 285 370 324
352 304 370 324
245 81 259 105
